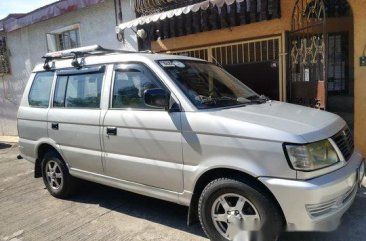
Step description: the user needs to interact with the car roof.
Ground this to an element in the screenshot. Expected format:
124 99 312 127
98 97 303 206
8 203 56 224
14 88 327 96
32 52 205 72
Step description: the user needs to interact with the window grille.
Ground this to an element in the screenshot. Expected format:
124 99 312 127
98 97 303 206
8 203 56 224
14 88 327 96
172 38 279 65
47 26 81 52
172 49 209 61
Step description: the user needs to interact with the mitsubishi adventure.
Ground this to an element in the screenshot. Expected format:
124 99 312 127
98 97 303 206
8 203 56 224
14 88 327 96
17 45 365 241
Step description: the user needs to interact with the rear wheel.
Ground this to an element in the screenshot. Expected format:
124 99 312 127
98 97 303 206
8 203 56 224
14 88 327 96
41 151 77 198
198 178 282 241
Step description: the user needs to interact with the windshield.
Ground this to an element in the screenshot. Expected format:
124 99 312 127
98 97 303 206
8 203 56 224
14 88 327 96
158 60 263 109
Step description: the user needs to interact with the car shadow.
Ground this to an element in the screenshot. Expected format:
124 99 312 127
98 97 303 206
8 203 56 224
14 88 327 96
66 180 366 241
0 143 12 150
67 180 207 238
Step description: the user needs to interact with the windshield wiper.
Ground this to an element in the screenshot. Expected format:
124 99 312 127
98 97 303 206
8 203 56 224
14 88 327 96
200 96 238 105
199 95 269 107
246 95 269 104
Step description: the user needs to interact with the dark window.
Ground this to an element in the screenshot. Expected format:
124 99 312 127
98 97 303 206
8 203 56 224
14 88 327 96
53 72 104 108
327 33 349 94
159 60 258 109
54 76 68 107
112 64 164 109
28 72 54 107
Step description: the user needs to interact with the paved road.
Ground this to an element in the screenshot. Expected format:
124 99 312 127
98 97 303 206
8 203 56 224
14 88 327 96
1 143 365 241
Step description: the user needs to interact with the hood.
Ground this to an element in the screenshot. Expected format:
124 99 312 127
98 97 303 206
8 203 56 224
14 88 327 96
183 101 346 143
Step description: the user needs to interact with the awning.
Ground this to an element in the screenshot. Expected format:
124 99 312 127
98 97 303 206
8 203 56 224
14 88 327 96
116 0 246 32
1 0 105 33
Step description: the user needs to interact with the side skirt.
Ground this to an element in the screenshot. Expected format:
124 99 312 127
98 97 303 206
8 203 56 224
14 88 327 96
69 168 189 206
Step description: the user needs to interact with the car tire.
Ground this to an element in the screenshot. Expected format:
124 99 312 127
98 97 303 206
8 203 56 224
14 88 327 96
41 151 77 198
198 178 282 241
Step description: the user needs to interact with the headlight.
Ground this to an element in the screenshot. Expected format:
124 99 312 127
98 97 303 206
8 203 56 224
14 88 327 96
284 140 340 171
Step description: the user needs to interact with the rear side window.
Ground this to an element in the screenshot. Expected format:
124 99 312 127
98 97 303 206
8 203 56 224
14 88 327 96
53 71 104 108
28 72 54 107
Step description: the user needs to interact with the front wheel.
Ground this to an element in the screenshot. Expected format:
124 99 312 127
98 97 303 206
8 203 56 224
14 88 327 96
41 151 77 198
198 178 282 241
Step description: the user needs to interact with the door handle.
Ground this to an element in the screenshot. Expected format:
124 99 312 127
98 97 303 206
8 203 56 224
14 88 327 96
51 123 59 130
106 127 117 136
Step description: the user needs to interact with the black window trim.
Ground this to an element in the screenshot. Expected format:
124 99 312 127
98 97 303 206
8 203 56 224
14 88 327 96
109 62 172 111
53 75 69 108
56 65 105 76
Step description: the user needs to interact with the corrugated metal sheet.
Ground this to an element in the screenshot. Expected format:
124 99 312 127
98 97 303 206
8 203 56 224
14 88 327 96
135 0 206 15
116 0 281 41
0 0 105 32
118 0 246 30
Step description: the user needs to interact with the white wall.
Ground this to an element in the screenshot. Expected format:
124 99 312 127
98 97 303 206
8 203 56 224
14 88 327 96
0 0 137 136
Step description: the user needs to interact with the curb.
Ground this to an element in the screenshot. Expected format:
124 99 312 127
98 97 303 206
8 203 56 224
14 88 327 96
0 136 19 143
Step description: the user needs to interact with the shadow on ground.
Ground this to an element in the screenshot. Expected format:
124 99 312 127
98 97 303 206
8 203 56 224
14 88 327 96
0 143 12 150
67 181 206 238
66 180 366 241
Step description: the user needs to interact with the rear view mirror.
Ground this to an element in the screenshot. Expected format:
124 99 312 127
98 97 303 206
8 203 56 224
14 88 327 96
144 88 170 109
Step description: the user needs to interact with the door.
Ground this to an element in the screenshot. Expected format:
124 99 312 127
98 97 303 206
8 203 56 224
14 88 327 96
288 0 327 109
102 63 183 192
48 66 105 174
224 62 279 100
327 32 354 130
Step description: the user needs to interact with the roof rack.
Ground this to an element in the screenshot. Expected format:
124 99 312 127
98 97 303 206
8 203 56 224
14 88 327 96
42 45 152 70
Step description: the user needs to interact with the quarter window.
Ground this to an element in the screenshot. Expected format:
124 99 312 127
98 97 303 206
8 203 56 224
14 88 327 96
28 72 54 107
53 71 103 108
112 64 164 109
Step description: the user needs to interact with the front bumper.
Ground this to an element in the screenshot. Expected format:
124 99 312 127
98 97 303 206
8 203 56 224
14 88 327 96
259 150 364 232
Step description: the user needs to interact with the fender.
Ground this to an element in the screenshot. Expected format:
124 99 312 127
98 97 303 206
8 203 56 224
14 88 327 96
32 138 71 177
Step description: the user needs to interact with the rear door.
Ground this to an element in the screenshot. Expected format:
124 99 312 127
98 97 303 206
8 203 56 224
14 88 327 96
102 63 183 192
48 66 105 174
18 72 54 160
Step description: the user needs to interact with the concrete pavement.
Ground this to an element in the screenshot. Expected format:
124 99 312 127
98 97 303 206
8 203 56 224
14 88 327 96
0 143 365 241
0 136 18 143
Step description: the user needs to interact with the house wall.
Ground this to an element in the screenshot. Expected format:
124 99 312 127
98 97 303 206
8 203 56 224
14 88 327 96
152 0 366 157
0 0 137 136
349 0 366 157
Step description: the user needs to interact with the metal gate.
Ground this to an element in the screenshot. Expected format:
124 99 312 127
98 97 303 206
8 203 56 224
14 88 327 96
170 36 285 100
288 0 327 109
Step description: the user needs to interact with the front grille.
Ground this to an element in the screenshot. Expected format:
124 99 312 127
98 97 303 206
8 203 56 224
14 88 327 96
332 127 354 161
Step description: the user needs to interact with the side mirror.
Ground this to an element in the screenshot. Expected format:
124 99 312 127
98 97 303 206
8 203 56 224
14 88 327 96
144 88 170 109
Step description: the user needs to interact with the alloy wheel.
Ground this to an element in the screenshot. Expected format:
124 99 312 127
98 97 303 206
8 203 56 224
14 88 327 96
45 160 64 190
211 193 261 240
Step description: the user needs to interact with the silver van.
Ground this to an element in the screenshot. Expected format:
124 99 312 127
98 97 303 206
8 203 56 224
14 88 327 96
18 45 364 241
